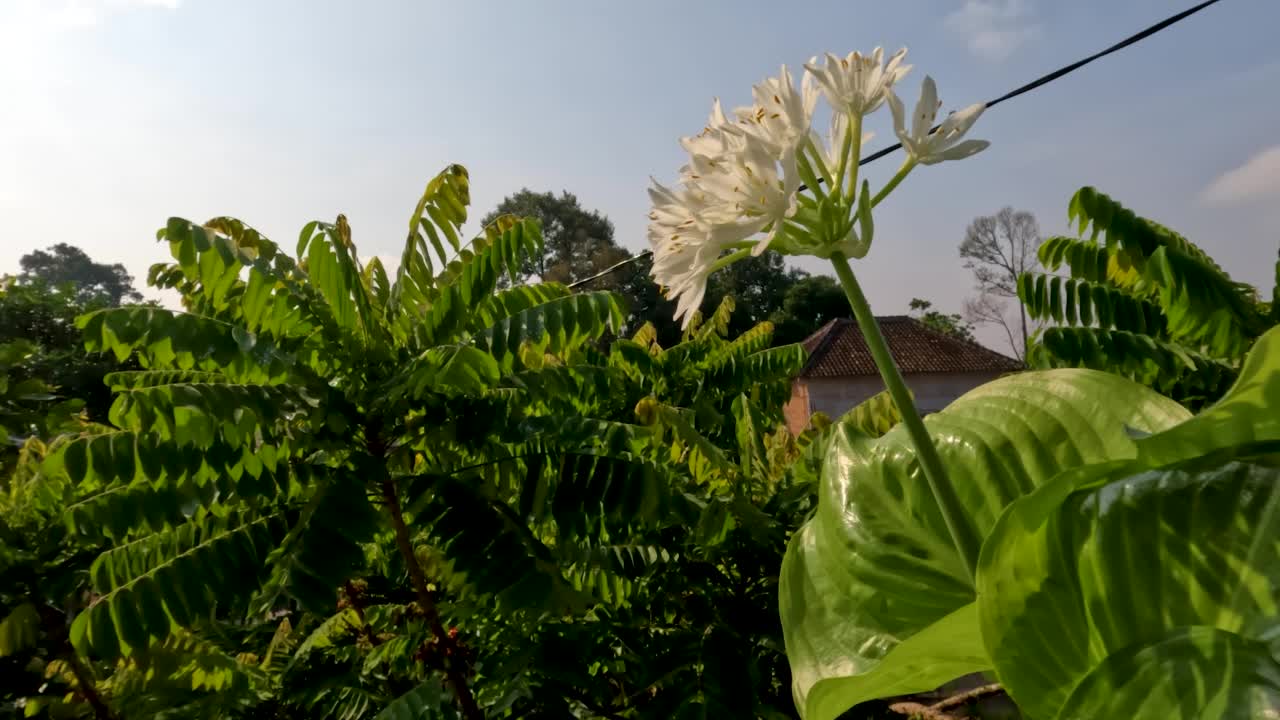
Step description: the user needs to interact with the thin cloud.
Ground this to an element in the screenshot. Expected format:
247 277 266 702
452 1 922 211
945 0 1042 62
1202 145 1280 207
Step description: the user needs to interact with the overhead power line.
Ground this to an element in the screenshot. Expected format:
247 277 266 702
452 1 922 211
568 0 1226 290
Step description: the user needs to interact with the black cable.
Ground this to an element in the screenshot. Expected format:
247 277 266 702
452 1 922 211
569 0 1226 289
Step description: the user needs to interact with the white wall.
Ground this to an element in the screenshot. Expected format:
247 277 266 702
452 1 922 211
805 370 1009 419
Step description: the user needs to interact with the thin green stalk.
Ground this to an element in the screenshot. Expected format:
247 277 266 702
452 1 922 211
871 159 916 207
832 120 855 197
846 113 864 204
795 150 825 200
804 136 834 190
711 247 752 272
829 252 980 576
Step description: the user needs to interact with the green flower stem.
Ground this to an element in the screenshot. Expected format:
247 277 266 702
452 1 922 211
833 122 855 196
846 113 864 204
829 252 980 577
803 136 834 193
711 247 753 272
871 159 917 208
795 150 825 200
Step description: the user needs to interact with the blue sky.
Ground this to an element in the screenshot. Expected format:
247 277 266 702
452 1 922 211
2 0 1277 353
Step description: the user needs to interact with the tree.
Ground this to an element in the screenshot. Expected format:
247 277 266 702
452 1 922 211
0 276 133 425
908 298 976 343
770 276 850 346
479 189 616 285
18 244 142 306
480 189 679 343
1019 186 1277 409
959 207 1041 359
53 165 638 718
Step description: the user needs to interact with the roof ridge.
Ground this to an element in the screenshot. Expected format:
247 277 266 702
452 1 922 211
900 315 1022 364
799 318 844 375
798 315 1023 378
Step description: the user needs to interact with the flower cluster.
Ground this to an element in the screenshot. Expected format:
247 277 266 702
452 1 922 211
648 47 990 328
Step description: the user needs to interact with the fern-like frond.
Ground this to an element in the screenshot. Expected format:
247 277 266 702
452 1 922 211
59 432 292 539
1066 186 1268 355
1030 326 1238 399
1036 235 1109 282
404 218 545 348
465 282 570 337
410 474 587 614
104 370 234 390
72 509 291 657
702 344 806 389
391 346 501 401
296 216 379 341
1019 273 1167 337
77 307 292 384
391 164 471 314
105 382 313 448
166 216 336 342
472 291 625 374
257 472 380 614
504 364 630 413
705 321 774 369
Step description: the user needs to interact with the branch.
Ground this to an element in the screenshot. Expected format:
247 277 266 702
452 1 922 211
64 648 117 720
888 684 1005 719
381 477 484 720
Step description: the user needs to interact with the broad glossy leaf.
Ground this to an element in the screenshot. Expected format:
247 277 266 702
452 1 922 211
979 459 1280 719
779 369 1188 719
1055 627 1280 720
979 327 1280 718
1134 324 1280 466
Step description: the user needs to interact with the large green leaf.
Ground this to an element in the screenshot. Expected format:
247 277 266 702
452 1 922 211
1134 324 1280 466
978 458 1280 719
978 325 1280 719
1055 627 1280 720
779 369 1188 719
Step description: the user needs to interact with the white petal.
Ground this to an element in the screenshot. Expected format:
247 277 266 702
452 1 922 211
942 102 987 137
886 87 907 137
923 139 990 165
913 76 938 141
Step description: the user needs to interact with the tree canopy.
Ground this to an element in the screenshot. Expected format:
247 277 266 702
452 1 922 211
17 244 143 306
908 298 976 343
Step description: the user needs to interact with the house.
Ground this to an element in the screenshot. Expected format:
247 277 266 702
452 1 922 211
784 316 1023 435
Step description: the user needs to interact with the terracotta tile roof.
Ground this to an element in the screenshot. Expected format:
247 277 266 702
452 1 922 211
799 316 1023 378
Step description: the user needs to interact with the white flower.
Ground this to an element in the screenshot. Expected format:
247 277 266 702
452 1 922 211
805 47 911 117
679 98 740 162
886 76 989 165
731 65 818 157
647 180 742 329
687 132 802 256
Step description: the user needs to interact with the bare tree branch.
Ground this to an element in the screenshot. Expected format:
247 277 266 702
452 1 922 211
959 207 1042 357
964 295 1022 360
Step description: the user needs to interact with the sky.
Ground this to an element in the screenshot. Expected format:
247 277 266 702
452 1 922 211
2 0 1278 354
